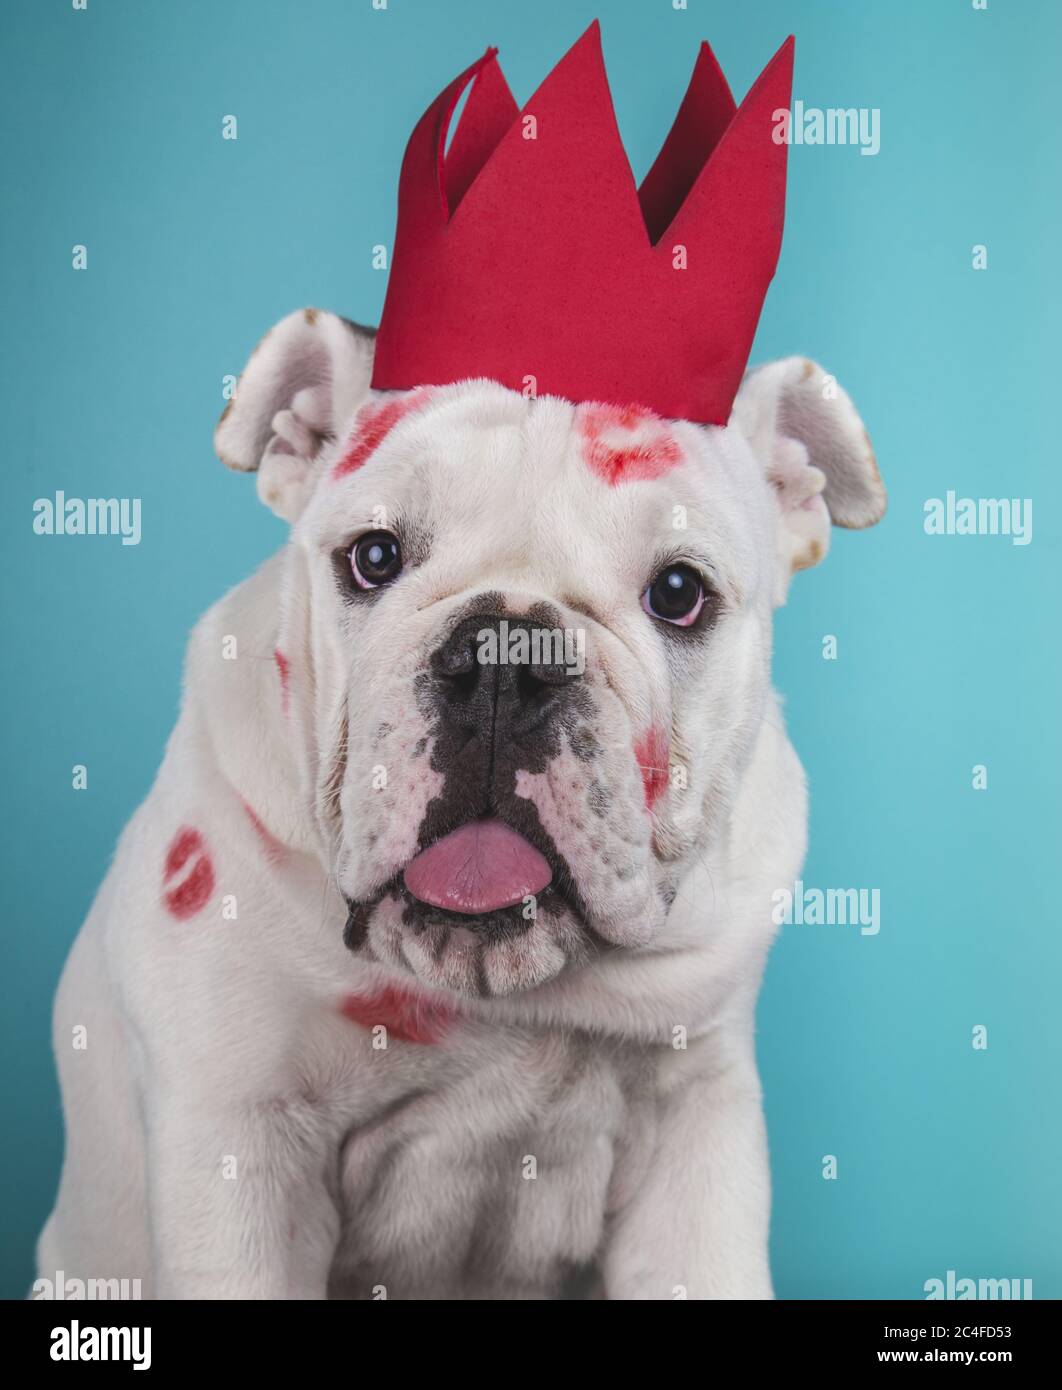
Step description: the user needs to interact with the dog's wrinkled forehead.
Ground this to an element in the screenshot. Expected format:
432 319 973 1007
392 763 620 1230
300 380 770 602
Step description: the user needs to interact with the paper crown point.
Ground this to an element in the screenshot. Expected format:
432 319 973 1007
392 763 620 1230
372 22 794 426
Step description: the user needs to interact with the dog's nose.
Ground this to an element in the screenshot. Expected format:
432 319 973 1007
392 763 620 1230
430 613 582 737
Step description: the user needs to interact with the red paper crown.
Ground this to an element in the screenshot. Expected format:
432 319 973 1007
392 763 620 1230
371 21 794 426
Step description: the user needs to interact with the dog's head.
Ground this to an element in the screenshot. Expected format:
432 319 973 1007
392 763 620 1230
216 309 885 997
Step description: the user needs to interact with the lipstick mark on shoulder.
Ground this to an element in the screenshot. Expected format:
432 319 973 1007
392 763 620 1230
242 801 286 865
273 648 290 715
162 827 215 920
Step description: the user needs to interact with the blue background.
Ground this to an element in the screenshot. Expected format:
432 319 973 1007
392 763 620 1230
2 0 1059 1300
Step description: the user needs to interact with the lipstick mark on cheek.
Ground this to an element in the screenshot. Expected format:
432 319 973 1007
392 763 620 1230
339 985 456 1045
273 648 290 715
635 728 670 811
162 827 216 920
578 403 683 485
332 388 432 479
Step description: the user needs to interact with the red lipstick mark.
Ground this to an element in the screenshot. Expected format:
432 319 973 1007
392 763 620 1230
162 827 215 920
635 728 670 811
242 801 285 866
579 403 683 486
273 648 290 715
340 985 456 1046
332 389 431 479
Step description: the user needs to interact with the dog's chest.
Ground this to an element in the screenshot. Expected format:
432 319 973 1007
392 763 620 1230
327 1027 651 1300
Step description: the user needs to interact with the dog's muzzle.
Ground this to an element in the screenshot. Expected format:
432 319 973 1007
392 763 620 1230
429 611 584 742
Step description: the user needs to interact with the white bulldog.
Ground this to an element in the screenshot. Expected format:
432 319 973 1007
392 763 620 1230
37 308 884 1300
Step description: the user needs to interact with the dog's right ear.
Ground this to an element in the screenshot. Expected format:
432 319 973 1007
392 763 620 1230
214 309 376 521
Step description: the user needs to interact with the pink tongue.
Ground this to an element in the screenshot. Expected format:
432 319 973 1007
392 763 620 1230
403 818 552 915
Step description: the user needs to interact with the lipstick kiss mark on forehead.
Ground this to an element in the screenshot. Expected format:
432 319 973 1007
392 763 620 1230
635 727 670 811
578 402 683 486
162 827 215 920
340 985 456 1045
332 388 432 479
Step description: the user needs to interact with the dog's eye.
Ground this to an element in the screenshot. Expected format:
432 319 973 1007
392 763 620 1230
350 531 403 590
642 564 704 626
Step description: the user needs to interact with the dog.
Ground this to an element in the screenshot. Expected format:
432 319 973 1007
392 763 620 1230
36 301 885 1298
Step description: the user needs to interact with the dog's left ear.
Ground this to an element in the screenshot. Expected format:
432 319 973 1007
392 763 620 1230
732 356 886 601
214 308 376 521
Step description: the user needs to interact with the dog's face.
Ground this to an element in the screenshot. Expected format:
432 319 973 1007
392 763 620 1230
304 383 775 997
217 311 885 998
